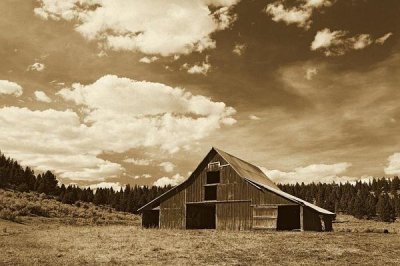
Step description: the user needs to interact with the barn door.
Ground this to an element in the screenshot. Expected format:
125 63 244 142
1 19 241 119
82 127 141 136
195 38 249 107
252 205 278 230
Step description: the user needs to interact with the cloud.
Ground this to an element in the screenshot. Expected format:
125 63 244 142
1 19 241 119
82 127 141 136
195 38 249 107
310 29 387 56
123 158 152 166
0 75 235 181
153 173 185 187
159 162 176 173
27 62 45 72
249 115 260 120
0 80 23 97
0 106 124 181
56 76 236 153
384 153 400 175
261 162 353 184
376 32 393 45
135 174 152 179
183 57 211 75
233 43 246 55
265 0 332 29
139 56 159 64
305 67 318 80
34 90 52 103
34 0 240 56
86 182 124 191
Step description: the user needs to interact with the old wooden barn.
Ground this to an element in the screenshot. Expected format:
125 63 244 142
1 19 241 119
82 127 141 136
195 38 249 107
138 148 335 231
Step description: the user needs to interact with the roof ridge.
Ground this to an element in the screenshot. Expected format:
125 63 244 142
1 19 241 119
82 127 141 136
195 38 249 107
213 147 280 190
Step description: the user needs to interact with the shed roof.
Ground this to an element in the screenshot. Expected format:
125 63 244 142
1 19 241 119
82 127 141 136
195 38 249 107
138 147 335 216
244 178 335 215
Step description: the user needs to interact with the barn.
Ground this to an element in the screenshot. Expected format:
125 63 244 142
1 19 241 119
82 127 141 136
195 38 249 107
138 147 335 231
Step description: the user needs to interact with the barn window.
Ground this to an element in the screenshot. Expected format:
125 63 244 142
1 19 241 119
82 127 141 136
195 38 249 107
206 171 220 184
204 186 217 201
207 161 220 172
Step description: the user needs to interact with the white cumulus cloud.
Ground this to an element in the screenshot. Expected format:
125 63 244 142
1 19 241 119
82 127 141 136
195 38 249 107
153 173 185 187
233 43 246 55
139 56 159 64
0 106 124 181
375 32 393 45
86 182 124 191
123 158 152 166
0 80 23 97
183 57 211 75
27 62 45 72
34 0 240 56
261 162 353 184
265 0 332 29
34 90 52 103
249 115 260 120
305 67 318 80
0 75 236 181
384 153 400 175
159 162 176 173
310 29 388 56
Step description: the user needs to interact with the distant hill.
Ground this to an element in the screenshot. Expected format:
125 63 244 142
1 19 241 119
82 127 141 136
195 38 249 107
0 189 139 226
0 151 171 214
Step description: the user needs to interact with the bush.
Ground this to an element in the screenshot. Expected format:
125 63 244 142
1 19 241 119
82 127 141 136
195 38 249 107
0 209 21 222
16 183 29 192
26 203 49 217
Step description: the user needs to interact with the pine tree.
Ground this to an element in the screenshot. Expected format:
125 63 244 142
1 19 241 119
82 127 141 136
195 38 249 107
376 193 395 222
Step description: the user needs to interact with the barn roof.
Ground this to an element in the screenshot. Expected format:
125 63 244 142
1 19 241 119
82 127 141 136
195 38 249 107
244 178 335 215
137 147 335 216
213 147 280 190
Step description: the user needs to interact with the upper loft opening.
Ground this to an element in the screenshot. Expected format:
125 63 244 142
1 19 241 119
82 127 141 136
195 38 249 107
206 171 220 184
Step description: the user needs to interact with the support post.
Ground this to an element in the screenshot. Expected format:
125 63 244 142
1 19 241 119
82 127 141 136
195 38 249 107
300 206 304 231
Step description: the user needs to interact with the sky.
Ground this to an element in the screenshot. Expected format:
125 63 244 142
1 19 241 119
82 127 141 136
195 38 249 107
1 0 400 190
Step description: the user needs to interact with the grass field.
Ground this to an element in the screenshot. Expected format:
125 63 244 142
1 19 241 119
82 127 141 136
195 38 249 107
1 190 400 265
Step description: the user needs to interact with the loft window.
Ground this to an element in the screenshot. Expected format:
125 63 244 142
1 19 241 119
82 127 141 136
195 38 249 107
208 161 220 172
206 171 220 184
204 186 217 201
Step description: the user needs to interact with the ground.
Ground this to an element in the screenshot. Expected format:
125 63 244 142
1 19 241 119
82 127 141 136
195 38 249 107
1 216 400 266
1 190 400 265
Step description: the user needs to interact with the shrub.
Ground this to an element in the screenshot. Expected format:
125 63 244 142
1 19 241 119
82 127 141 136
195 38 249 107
26 203 49 217
0 209 21 222
16 183 29 192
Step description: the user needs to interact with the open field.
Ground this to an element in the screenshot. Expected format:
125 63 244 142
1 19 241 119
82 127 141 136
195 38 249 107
1 190 400 265
1 216 400 266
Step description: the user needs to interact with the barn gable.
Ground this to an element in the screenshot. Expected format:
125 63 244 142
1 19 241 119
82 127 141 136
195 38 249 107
138 147 284 212
138 147 335 231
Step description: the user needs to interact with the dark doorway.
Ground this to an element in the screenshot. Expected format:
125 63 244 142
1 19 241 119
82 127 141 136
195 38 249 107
142 210 160 228
204 185 217 201
277 205 300 230
206 171 220 184
186 204 216 229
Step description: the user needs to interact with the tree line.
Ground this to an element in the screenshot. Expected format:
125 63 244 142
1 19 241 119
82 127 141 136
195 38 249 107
278 178 400 222
1 151 399 221
0 152 171 213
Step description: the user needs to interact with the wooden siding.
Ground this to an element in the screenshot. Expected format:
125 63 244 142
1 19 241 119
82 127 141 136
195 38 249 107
187 153 292 205
252 206 278 230
160 188 186 229
186 153 227 203
159 152 296 230
216 201 252 230
303 207 322 231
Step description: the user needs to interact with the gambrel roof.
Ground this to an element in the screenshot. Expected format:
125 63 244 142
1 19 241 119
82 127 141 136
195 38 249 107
138 147 335 216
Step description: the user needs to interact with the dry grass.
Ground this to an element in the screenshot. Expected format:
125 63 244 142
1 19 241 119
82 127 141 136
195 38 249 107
1 218 400 265
334 214 400 234
0 189 139 226
1 190 400 265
